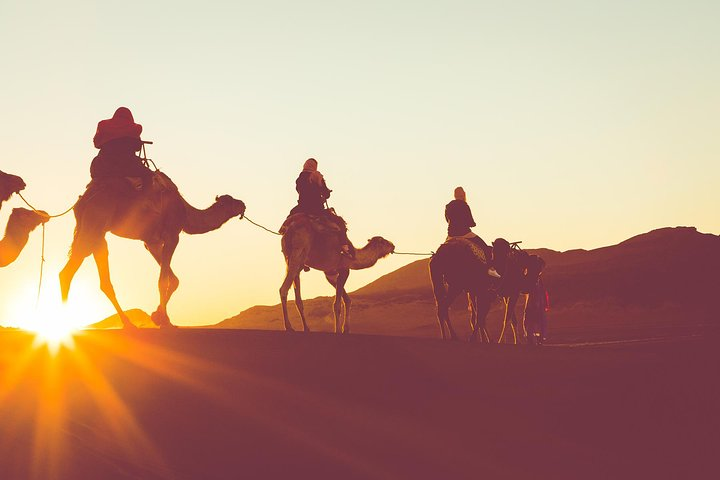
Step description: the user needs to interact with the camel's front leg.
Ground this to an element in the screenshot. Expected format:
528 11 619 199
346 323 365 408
498 296 518 344
146 237 180 328
340 290 352 334
293 274 310 333
333 270 349 334
93 239 135 329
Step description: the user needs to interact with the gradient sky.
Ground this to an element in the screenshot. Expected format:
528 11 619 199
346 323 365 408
1 1 718 327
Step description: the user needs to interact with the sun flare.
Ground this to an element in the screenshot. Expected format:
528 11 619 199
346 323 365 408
6 282 109 353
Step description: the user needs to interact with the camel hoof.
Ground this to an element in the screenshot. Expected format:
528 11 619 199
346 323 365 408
160 323 178 329
122 322 138 330
151 311 172 328
302 327 311 333
285 325 295 333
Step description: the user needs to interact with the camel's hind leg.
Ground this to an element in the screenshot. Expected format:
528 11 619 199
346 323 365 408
145 238 180 328
280 259 305 332
473 291 493 343
292 274 310 333
440 284 462 341
93 239 135 329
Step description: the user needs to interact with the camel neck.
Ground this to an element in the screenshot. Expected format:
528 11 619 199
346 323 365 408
348 246 383 270
182 200 234 235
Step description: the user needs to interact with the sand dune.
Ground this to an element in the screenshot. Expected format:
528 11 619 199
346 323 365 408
0 329 717 479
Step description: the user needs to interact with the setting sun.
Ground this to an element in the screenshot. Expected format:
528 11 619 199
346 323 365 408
6 281 107 353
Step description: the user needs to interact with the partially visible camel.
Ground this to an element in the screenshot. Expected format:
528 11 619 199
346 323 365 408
493 238 532 344
429 238 494 341
59 173 245 328
1 208 49 267
0 170 26 210
279 213 395 334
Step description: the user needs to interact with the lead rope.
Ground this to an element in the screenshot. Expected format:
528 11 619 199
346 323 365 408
241 215 281 236
15 192 78 306
36 223 45 305
240 214 433 256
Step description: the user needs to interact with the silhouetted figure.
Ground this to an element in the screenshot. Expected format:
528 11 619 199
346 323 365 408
289 158 331 216
287 158 354 258
445 187 495 269
523 255 549 345
90 107 152 189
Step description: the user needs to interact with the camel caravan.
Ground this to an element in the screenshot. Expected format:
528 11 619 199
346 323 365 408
1 107 549 344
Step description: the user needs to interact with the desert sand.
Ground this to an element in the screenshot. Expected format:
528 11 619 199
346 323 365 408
0 328 717 480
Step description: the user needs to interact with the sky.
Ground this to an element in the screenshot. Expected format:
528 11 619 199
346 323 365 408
1 0 718 327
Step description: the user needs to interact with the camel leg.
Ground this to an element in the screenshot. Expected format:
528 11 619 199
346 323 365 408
280 259 304 332
292 274 310 333
507 294 519 345
497 297 510 344
475 291 493 343
333 270 349 334
60 217 106 302
93 239 135 329
145 239 180 328
59 253 85 303
340 290 352 334
468 293 479 342
442 284 462 341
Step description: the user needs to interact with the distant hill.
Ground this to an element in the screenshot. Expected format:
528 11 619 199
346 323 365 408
88 309 157 329
217 227 719 342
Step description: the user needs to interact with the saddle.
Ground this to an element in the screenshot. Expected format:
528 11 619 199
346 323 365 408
444 237 488 263
279 210 347 236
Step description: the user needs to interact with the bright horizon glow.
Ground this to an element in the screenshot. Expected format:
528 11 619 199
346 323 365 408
1 1 718 326
7 281 105 352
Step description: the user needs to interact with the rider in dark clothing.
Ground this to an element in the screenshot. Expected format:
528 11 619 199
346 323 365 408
445 187 496 274
288 158 354 257
445 196 476 237
289 158 331 216
90 107 153 188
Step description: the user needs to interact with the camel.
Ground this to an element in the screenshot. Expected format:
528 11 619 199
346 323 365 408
1 208 49 267
59 173 245 328
1 170 26 210
429 238 495 342
279 213 395 334
493 239 533 344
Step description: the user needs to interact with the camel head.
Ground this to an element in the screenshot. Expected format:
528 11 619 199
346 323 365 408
214 195 246 219
366 236 395 258
7 208 49 232
0 170 26 203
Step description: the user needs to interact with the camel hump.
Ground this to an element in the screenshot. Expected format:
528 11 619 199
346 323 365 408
442 237 488 263
151 171 178 193
279 212 347 236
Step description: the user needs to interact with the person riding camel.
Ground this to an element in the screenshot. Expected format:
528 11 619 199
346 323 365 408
288 158 355 258
90 107 153 190
289 158 332 216
445 186 499 277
